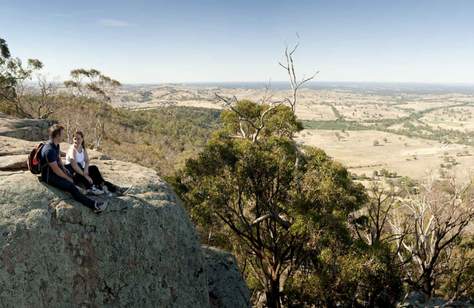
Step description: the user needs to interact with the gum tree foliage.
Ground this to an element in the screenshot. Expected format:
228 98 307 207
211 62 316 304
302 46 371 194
172 41 375 308
64 68 121 148
0 37 43 116
173 101 367 308
64 68 121 102
0 38 10 58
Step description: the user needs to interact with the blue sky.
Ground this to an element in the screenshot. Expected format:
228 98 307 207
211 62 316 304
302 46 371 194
1 0 473 84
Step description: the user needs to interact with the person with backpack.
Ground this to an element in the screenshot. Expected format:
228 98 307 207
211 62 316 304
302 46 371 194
64 130 117 196
39 124 107 213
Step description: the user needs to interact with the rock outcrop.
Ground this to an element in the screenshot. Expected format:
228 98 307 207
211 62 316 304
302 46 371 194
0 112 49 141
203 246 251 308
0 160 210 307
0 114 250 307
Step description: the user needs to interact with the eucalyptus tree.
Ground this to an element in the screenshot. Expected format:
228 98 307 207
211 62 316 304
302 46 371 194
172 42 372 307
173 100 367 307
64 68 121 148
0 37 43 116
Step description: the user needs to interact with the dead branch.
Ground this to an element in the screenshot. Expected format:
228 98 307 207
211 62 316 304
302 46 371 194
279 42 319 113
389 176 474 297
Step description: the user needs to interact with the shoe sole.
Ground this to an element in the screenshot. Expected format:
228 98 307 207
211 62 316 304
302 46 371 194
93 204 107 214
120 186 134 195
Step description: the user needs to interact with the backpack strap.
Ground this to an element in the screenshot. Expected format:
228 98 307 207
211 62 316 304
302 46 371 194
37 143 47 172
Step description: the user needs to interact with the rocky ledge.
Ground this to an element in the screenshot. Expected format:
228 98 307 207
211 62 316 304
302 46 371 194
0 113 250 307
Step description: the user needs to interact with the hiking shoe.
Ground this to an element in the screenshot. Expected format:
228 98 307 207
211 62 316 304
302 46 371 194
118 186 133 196
76 185 87 195
103 185 113 197
93 201 107 213
88 186 104 195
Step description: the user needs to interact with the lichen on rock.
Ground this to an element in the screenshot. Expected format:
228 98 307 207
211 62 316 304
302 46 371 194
203 246 251 308
0 159 210 307
0 114 249 308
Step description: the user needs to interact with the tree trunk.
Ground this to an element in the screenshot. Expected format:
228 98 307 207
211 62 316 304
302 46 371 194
422 277 433 299
265 279 281 308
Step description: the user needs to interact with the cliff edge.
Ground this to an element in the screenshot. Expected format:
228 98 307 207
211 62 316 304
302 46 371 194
0 113 249 307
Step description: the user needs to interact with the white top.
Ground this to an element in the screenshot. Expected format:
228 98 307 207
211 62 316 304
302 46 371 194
66 145 86 169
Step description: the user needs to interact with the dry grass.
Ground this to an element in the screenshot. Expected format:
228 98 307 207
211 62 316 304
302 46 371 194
420 106 474 132
296 129 474 181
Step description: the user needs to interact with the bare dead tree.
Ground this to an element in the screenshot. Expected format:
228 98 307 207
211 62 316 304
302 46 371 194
214 41 317 144
65 118 72 143
94 117 104 149
35 74 56 119
353 181 399 246
389 176 474 298
259 80 275 105
278 42 319 113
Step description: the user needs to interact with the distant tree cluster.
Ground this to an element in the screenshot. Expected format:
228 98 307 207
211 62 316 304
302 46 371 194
64 68 120 102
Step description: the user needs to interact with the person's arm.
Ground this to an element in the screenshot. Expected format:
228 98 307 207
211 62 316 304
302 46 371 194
83 150 93 184
58 146 69 174
69 148 84 175
76 148 93 184
46 147 73 182
84 149 90 175
49 162 74 182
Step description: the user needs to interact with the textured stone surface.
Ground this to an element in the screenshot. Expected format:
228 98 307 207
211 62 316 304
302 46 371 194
203 246 251 308
0 154 27 171
0 115 249 307
0 113 50 141
0 160 210 307
0 136 38 156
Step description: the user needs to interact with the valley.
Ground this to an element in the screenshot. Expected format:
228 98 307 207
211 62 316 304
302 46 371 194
113 83 474 181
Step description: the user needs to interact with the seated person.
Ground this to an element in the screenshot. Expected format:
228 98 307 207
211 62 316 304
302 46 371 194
64 130 117 196
40 124 107 213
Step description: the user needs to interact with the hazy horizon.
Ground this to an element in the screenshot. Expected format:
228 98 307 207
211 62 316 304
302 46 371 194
115 80 474 92
27 80 474 94
130 80 474 86
2 0 474 84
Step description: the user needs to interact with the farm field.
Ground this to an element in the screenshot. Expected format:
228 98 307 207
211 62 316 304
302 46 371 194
115 84 474 182
296 129 474 181
420 105 474 132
